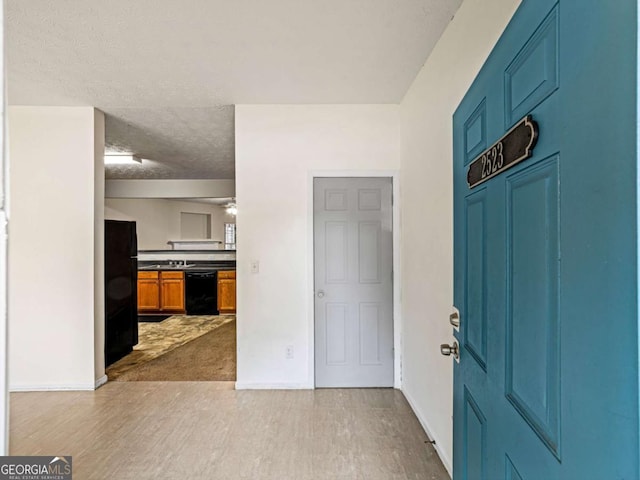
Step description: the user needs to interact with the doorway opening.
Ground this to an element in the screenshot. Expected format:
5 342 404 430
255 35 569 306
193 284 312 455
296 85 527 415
104 196 237 383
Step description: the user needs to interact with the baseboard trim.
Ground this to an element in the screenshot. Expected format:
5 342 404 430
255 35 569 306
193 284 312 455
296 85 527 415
10 383 98 392
235 382 313 390
402 388 453 478
95 375 108 389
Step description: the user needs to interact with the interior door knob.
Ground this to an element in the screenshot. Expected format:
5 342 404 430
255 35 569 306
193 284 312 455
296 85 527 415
317 290 325 298
440 341 459 360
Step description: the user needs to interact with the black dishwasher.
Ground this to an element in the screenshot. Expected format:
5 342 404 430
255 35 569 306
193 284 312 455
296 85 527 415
185 271 219 315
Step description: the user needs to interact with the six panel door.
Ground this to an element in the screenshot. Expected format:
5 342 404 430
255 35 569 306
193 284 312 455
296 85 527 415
452 1 639 478
314 177 394 388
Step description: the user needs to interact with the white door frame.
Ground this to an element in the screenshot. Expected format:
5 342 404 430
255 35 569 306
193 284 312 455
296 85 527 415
0 0 9 452
307 170 401 389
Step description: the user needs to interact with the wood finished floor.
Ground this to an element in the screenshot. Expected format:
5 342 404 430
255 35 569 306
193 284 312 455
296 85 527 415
10 382 450 480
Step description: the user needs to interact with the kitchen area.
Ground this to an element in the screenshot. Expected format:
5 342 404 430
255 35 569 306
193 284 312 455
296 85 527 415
137 245 236 318
104 197 237 382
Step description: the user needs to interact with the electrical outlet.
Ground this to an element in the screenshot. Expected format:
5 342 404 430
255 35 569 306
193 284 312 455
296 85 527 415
285 345 294 359
251 260 260 274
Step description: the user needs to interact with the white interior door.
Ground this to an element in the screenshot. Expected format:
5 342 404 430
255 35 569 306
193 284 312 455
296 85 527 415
314 177 393 387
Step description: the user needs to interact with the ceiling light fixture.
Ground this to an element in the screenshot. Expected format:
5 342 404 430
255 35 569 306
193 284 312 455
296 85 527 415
104 153 142 165
226 203 237 216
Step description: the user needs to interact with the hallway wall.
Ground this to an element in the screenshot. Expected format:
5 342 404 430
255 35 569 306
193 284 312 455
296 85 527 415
8 106 105 390
398 0 521 473
235 105 400 388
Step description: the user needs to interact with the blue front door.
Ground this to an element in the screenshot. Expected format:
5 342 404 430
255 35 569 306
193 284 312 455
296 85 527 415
452 1 638 479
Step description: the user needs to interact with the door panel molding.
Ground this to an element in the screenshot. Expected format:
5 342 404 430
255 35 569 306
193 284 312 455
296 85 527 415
324 189 348 211
464 98 488 164
325 303 348 365
463 386 487 480
464 188 488 371
505 155 561 459
325 221 349 284
504 5 559 127
505 455 524 480
357 188 382 211
358 221 382 284
359 302 383 366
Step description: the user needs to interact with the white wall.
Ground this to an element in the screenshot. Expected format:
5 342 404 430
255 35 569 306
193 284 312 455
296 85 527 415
0 1 8 451
93 110 106 384
235 105 400 388
105 198 235 250
398 0 520 473
8 106 104 390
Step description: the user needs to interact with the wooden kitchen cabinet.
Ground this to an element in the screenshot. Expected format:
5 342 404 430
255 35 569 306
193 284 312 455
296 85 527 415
217 270 236 314
159 271 185 312
137 271 185 314
137 271 161 312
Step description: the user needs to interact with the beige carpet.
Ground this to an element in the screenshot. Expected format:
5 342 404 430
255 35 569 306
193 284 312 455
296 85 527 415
113 320 236 381
107 315 235 381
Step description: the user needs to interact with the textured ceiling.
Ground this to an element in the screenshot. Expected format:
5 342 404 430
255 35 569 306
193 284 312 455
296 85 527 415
7 0 463 179
104 107 234 179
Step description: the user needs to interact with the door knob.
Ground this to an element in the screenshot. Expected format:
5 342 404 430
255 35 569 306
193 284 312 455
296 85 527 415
440 342 459 360
317 290 325 298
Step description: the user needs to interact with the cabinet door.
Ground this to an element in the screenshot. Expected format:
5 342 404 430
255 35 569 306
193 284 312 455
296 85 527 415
160 272 185 312
217 271 236 314
137 277 160 311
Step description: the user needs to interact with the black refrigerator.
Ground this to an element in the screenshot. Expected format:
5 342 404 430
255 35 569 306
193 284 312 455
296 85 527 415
105 220 138 366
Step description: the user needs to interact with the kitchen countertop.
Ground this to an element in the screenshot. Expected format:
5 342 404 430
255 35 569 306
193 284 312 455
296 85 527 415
138 250 236 264
138 249 236 253
138 262 236 272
